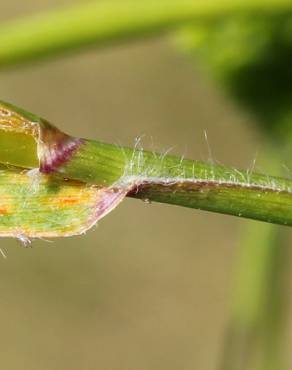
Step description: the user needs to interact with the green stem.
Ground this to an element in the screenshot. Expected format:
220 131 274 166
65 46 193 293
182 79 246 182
0 0 291 67
2 100 292 227
55 138 292 226
220 222 287 370
220 148 289 370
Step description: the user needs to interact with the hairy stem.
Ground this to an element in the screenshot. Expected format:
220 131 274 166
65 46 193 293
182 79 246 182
1 100 292 227
61 139 292 226
220 149 289 370
0 0 291 67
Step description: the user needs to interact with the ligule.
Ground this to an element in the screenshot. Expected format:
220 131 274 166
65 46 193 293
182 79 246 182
0 101 131 241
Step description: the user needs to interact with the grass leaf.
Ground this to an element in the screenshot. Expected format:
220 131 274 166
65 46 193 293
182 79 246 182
1 100 292 228
0 164 128 239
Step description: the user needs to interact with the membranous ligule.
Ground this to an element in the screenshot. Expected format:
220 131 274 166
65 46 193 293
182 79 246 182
0 102 129 239
0 101 81 172
0 101 39 168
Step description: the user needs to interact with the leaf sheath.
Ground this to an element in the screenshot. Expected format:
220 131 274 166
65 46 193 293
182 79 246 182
1 100 292 228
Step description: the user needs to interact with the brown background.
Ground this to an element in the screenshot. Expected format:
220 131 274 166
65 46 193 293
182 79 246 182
0 1 291 370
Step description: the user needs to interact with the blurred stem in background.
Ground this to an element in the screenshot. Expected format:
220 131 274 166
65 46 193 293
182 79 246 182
221 221 287 370
220 148 289 370
0 0 292 68
0 1 292 369
175 13 292 369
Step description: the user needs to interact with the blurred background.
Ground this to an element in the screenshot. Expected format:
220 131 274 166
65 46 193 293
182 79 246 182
0 1 292 370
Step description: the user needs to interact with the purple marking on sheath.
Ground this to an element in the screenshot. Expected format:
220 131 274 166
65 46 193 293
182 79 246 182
40 136 83 174
95 189 128 220
87 185 133 227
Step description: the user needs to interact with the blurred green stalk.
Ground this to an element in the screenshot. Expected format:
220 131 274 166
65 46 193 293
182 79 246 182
0 0 292 67
173 16 292 370
220 149 289 370
221 223 288 370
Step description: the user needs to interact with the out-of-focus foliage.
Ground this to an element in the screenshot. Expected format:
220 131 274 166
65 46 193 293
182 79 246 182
177 14 292 140
176 12 292 370
1 2 292 370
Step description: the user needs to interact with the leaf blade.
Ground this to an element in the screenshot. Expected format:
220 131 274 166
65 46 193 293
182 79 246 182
0 165 127 238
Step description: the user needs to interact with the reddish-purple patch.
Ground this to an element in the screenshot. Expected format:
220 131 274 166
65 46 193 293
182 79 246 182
95 188 129 220
39 123 83 174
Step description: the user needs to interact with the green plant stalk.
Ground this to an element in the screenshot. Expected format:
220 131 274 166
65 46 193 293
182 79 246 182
0 0 292 67
221 222 287 370
220 148 289 370
173 17 292 370
1 100 292 227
